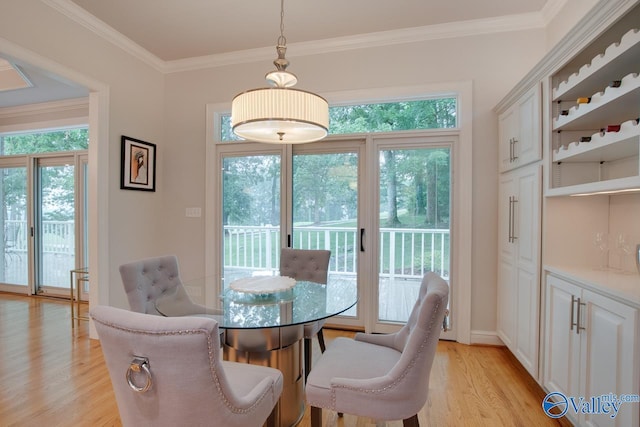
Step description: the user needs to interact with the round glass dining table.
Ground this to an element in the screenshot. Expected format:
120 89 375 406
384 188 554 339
155 277 357 427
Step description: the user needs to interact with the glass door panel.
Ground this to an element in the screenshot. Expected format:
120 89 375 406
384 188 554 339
291 151 359 318
221 154 281 289
377 147 451 323
36 160 75 291
0 166 28 287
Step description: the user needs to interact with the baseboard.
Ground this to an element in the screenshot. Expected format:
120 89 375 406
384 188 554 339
470 330 504 346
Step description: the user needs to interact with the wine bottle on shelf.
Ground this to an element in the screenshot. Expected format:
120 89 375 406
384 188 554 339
560 110 569 116
576 97 591 104
609 80 622 88
606 124 621 132
580 136 592 142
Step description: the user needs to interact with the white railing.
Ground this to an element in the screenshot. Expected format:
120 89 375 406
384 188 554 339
224 225 450 280
3 220 74 254
2 220 75 287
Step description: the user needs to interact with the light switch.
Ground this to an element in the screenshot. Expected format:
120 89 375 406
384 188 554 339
185 207 201 217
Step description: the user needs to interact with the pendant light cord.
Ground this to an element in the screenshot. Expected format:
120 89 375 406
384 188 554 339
277 0 286 47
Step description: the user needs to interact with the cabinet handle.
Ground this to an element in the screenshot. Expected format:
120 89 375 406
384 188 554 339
512 138 519 161
509 138 514 162
570 295 577 331
509 196 513 243
510 197 518 241
570 295 586 334
576 297 586 334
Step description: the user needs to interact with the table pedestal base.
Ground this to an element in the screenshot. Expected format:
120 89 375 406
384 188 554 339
224 325 304 427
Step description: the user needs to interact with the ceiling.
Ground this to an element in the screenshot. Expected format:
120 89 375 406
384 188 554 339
1 0 555 109
68 0 550 61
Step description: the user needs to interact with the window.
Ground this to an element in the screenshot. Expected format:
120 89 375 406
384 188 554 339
218 97 457 141
207 82 472 341
0 126 89 296
0 128 88 155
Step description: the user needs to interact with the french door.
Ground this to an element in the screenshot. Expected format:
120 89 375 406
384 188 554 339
212 134 454 335
214 140 365 326
288 141 364 322
372 137 453 338
0 153 88 297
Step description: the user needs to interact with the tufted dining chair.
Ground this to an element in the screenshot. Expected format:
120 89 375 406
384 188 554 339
305 272 449 427
91 305 283 427
119 255 213 316
279 248 331 382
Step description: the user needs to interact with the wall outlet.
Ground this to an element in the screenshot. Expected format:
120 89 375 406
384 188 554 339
185 207 201 217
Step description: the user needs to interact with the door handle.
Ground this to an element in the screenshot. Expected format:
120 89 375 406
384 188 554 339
359 228 365 252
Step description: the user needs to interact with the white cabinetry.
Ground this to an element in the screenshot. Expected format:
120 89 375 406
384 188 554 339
550 26 640 195
499 84 542 172
497 164 541 377
544 273 639 427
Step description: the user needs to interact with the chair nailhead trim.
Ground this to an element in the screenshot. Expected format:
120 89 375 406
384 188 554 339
93 318 276 415
312 297 443 412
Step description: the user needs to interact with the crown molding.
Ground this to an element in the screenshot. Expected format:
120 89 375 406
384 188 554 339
44 0 548 74
540 0 570 25
0 97 89 119
42 0 165 72
164 13 546 73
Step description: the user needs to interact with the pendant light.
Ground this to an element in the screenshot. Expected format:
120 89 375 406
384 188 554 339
231 0 329 144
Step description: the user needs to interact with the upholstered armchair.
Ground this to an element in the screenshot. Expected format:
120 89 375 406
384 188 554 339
119 255 216 316
305 272 449 427
279 248 331 381
91 305 283 427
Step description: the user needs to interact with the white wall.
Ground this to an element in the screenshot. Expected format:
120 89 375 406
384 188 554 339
1 0 570 336
0 0 166 310
163 30 547 335
545 0 600 50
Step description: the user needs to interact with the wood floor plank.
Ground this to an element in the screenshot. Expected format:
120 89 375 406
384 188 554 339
0 292 571 426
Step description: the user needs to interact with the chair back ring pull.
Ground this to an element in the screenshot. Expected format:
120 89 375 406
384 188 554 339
126 356 152 393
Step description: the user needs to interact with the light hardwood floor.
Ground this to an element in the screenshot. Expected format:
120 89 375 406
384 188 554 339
0 293 571 427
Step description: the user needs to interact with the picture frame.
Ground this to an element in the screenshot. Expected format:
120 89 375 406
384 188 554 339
120 135 156 192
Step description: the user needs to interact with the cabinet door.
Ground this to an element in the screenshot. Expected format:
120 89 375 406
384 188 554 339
497 172 516 346
515 267 539 377
515 165 541 270
498 84 541 172
515 84 541 168
513 165 541 377
544 275 582 400
580 290 638 427
498 172 516 260
499 105 518 172
497 257 516 347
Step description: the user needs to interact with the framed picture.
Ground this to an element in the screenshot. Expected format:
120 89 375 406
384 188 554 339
120 135 156 192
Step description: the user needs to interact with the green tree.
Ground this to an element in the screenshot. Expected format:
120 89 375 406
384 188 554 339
0 128 88 222
222 155 280 227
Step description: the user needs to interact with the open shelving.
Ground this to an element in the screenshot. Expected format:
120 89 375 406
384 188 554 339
549 25 640 195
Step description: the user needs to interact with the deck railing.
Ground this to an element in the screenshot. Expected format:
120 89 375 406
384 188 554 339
2 221 450 286
3 219 75 254
224 225 450 280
